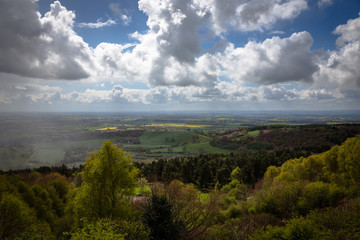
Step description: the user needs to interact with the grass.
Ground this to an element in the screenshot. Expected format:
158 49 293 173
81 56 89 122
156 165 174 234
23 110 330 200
234 130 261 141
31 143 66 164
59 139 107 149
127 131 232 156
186 142 231 154
149 146 184 153
124 144 169 150
198 134 211 142
145 123 212 128
124 130 232 158
150 146 184 153
29 139 108 167
243 130 260 137
0 147 31 170
140 130 197 146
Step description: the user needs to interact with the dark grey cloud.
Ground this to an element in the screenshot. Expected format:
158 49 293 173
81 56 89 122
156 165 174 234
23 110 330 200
0 0 92 80
262 87 294 100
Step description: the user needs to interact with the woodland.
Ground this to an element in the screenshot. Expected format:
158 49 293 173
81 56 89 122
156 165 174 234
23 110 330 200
1 126 360 239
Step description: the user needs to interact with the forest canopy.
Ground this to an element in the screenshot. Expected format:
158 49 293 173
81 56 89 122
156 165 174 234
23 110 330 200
0 134 360 239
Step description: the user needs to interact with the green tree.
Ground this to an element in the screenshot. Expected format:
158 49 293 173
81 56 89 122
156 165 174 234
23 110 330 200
230 167 243 182
166 180 214 239
75 140 139 221
221 180 247 201
0 194 34 239
143 195 184 240
71 219 125 240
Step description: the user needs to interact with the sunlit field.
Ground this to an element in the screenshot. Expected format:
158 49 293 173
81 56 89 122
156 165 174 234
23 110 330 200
95 126 118 131
1 111 360 169
145 123 212 128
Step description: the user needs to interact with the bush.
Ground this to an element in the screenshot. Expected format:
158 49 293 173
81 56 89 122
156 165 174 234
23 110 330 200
303 181 330 209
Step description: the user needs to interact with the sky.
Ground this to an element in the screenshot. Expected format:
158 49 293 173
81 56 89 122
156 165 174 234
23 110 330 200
0 0 360 112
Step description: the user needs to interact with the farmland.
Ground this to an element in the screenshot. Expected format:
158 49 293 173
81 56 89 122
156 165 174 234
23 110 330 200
1 111 360 170
145 123 212 128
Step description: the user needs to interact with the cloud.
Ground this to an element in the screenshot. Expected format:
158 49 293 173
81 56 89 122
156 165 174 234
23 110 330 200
270 30 286 35
220 31 318 85
318 0 333 8
78 18 117 28
208 0 308 33
93 0 217 87
138 0 207 63
314 14 360 92
0 0 313 89
2 0 359 111
0 73 348 109
109 3 131 25
53 83 341 106
148 54 220 87
0 73 62 104
333 12 360 46
315 41 360 90
0 0 94 80
298 88 340 100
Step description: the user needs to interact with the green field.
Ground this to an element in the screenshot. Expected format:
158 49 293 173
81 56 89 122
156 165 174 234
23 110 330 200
140 130 197 146
26 139 108 168
186 142 231 154
149 146 184 153
0 147 32 170
29 144 65 167
244 130 260 137
122 130 231 158
234 130 261 140
145 123 212 128
1 112 360 170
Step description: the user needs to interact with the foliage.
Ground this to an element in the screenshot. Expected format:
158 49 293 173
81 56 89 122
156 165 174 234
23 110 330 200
250 198 360 240
137 149 309 188
166 180 217 239
71 218 125 240
205 214 282 240
0 193 34 239
74 140 138 221
0 135 360 239
253 135 360 218
221 179 247 201
143 194 184 240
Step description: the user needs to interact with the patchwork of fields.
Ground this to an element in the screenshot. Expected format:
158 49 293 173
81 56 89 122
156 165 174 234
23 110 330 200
1 111 360 170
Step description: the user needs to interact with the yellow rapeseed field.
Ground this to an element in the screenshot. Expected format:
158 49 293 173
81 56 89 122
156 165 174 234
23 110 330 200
96 127 118 131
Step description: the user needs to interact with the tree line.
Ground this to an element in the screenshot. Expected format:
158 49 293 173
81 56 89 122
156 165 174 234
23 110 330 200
0 135 360 239
136 149 311 189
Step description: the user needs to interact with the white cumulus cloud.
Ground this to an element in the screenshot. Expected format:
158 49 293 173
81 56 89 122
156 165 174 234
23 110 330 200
314 13 360 94
1 0 360 110
333 12 360 46
220 31 318 85
78 18 117 29
207 0 308 33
